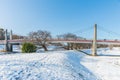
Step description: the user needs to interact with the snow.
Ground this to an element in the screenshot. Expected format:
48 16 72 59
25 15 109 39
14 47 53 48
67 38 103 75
13 45 21 52
0 51 98 80
97 47 120 56
81 56 120 80
36 45 65 53
0 47 120 80
81 47 120 80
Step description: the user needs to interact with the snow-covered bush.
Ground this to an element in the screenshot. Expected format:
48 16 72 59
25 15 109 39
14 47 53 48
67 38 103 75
22 43 36 53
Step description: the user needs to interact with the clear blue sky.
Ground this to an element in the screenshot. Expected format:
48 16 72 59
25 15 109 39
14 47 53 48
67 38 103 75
0 0 120 39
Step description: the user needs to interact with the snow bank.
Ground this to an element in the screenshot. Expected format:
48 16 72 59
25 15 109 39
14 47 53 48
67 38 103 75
0 51 98 80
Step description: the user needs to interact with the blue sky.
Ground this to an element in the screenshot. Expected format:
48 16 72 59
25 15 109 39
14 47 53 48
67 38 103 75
0 0 120 39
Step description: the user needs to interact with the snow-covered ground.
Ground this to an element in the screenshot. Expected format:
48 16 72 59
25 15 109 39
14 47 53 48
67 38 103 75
0 51 98 80
82 56 120 80
80 47 120 80
36 45 65 53
0 47 120 80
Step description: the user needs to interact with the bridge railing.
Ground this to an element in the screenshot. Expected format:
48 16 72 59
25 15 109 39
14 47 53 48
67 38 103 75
0 39 120 44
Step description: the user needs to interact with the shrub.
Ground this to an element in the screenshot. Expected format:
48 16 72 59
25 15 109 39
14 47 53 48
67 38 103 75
22 43 36 53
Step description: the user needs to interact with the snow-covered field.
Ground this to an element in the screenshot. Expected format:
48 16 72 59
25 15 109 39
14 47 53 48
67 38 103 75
0 51 98 80
0 47 120 80
81 49 120 80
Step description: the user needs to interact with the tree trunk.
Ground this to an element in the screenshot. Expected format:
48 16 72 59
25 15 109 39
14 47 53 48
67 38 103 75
42 45 48 51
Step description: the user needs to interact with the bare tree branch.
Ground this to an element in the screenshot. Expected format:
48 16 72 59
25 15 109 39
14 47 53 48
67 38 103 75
29 30 51 51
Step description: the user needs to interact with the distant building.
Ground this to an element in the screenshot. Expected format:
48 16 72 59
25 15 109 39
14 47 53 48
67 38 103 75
0 28 5 40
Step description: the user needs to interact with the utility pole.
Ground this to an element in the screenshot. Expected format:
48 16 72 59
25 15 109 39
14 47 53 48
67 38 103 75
92 24 97 56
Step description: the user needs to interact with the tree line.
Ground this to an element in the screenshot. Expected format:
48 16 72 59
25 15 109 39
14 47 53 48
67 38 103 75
14 30 85 51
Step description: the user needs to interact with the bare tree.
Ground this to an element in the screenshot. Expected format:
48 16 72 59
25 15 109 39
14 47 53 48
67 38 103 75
57 33 77 40
12 34 25 39
29 30 51 51
56 35 64 39
57 33 80 50
64 33 77 40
